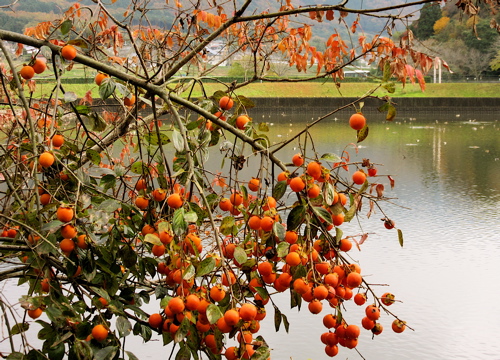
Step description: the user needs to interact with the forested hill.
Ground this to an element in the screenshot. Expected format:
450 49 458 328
0 0 417 41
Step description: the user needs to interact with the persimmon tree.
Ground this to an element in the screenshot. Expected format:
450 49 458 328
0 0 495 359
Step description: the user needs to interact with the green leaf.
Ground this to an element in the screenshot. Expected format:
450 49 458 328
250 346 271 360
282 313 290 332
174 317 191 343
172 129 185 152
398 228 404 247
344 203 357 222
274 307 282 332
254 286 269 301
382 81 396 93
335 227 343 245
172 208 187 236
86 149 101 166
273 222 286 241
272 181 287 201
184 211 198 224
220 216 236 236
60 19 72 35
276 242 289 258
99 174 116 192
357 125 369 143
99 79 116 100
87 113 107 132
233 246 248 265
130 161 147 175
206 304 223 324
116 316 132 338
174 344 191 360
6 352 24 360
94 346 118 360
125 351 140 360
312 206 332 225
196 257 215 277
41 220 63 232
236 95 255 109
183 264 196 281
382 61 391 82
74 105 91 115
258 122 269 132
144 133 170 146
286 205 305 231
144 233 162 246
386 103 397 121
320 152 341 162
11 322 29 335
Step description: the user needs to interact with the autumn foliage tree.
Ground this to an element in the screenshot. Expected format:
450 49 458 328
0 0 497 359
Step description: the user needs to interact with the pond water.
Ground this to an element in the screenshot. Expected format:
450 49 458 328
1 111 499 360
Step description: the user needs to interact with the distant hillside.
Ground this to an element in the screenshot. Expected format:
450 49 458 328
1 0 419 40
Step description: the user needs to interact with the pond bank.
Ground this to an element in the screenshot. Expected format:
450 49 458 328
249 97 500 119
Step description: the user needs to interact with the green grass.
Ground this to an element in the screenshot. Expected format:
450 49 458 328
29 76 500 99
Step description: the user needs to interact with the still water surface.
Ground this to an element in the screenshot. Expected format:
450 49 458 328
2 112 499 359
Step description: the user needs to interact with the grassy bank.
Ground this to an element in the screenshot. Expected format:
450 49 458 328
32 80 500 99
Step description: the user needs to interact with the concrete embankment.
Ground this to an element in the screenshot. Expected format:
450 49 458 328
249 97 500 120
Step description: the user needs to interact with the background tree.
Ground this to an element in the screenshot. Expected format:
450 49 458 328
410 3 442 40
0 0 498 359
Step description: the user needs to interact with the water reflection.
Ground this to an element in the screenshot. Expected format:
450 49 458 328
1 115 499 359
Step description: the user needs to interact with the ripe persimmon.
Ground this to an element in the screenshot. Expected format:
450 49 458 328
260 216 274 232
224 308 240 326
27 307 43 319
135 178 147 191
307 161 322 180
32 58 47 74
61 45 77 60
152 188 167 202
353 293 367 306
56 206 74 223
339 238 352 252
38 152 55 168
210 286 226 302
51 134 64 148
313 285 329 301
135 196 149 210
349 113 366 130
285 252 301 267
168 297 185 314
219 198 232 212
239 303 257 321
124 95 136 106
95 73 109 86
20 65 35 80
185 294 200 311
148 313 163 329
40 193 51 205
361 316 375 330
60 238 75 253
285 230 298 244
381 292 395 306
61 224 77 239
289 176 305 192
307 183 321 198
332 213 344 226
219 96 234 110
152 244 166 257
257 261 273 276
248 178 260 192
40 278 50 293
229 192 243 206
323 314 337 329
235 115 250 130
391 319 406 333
91 324 108 342
371 323 383 335
325 344 339 357
292 153 304 166
368 167 378 177
352 170 366 185
308 299 323 314
247 215 261 230
365 304 381 320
